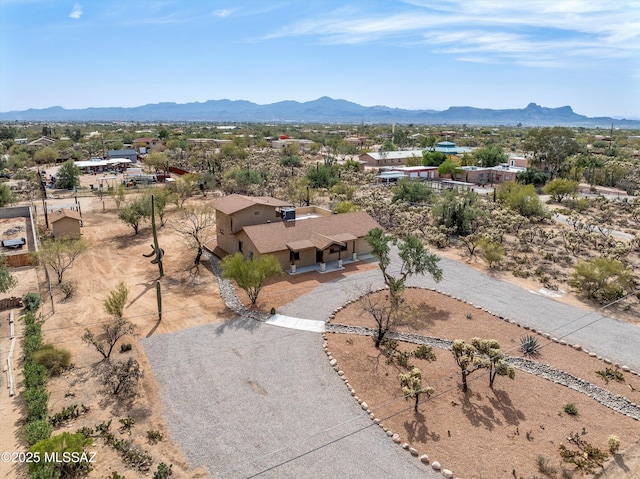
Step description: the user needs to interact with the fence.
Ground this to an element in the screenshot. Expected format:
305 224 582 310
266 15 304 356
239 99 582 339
0 296 23 311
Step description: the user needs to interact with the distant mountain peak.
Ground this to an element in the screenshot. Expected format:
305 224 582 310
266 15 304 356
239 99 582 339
0 97 635 127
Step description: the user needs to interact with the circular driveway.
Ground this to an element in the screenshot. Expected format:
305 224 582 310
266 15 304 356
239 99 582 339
142 318 438 478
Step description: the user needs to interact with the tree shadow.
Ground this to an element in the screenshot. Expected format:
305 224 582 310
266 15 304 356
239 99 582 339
213 316 261 335
487 388 526 426
403 408 441 443
414 301 451 327
460 391 501 431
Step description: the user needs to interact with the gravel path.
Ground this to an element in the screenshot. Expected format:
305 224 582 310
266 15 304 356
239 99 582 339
278 253 640 372
141 319 438 478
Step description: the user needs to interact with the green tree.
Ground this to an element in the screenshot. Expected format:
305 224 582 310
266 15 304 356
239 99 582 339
473 145 508 167
543 178 578 203
118 198 149 234
0 184 16 207
432 190 486 236
55 159 81 189
34 147 58 165
496 182 548 219
306 164 339 188
391 179 433 204
399 367 435 412
524 127 581 178
478 237 505 269
437 158 462 178
0 254 16 293
569 257 636 303
333 201 359 213
144 151 170 173
517 167 548 187
365 228 442 346
37 238 89 283
221 253 283 306
422 151 447 167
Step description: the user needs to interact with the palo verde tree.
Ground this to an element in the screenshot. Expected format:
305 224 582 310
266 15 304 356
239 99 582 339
37 238 88 284
0 254 17 293
399 367 435 412
169 203 216 265
543 178 579 203
221 253 282 306
569 257 636 303
118 197 149 234
365 228 442 347
0 183 16 207
524 126 581 179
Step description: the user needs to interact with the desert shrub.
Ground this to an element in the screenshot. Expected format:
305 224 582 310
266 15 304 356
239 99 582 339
33 344 71 376
569 257 636 303
59 280 76 300
563 403 578 415
154 462 173 479
29 432 93 478
23 292 41 312
537 455 558 476
25 419 53 445
100 358 143 397
608 435 621 454
414 344 436 361
49 404 89 426
595 367 625 384
147 429 164 444
479 237 505 269
119 415 136 434
559 432 608 474
120 343 133 352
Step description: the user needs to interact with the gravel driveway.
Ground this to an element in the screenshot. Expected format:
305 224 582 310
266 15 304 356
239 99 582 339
142 318 438 478
278 254 640 372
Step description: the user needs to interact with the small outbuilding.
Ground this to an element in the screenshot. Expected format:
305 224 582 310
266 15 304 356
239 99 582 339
49 208 82 239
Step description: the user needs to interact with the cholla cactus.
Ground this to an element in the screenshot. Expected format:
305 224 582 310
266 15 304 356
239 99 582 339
399 367 435 412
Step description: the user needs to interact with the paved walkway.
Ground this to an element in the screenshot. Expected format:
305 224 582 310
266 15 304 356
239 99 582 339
278 252 640 372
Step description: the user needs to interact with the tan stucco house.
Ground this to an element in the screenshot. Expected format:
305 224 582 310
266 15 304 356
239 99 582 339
49 208 81 239
210 194 381 272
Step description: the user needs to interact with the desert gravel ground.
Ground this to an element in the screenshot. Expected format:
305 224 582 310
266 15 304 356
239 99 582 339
142 318 439 479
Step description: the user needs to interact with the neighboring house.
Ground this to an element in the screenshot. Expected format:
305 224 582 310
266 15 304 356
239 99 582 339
133 137 165 153
456 166 493 185
211 194 381 272
27 137 56 147
434 141 473 155
270 138 313 151
49 208 81 239
107 149 138 164
508 156 530 168
375 166 439 184
359 150 424 167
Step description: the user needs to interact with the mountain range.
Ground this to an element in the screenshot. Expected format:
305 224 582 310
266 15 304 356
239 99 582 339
1 97 637 127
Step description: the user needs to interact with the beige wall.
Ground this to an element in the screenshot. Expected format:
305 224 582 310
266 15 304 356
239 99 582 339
216 206 283 254
52 218 81 239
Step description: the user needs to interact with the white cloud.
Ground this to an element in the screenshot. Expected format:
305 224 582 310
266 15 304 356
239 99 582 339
69 3 82 19
213 9 231 18
265 0 640 67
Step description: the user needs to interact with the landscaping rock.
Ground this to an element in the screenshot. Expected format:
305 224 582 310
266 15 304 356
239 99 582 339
432 461 441 471
409 447 419 456
420 454 429 464
443 469 453 478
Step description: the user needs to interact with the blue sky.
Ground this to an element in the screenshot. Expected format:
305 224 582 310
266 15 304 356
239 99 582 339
1 0 639 118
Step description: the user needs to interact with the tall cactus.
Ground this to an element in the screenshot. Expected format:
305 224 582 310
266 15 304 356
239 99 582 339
156 280 162 321
142 194 164 278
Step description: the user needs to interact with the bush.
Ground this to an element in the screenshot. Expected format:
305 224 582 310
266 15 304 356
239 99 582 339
25 419 53 445
33 344 71 376
59 281 76 300
569 257 636 303
564 403 578 415
23 292 41 312
414 345 436 361
154 462 173 479
29 432 93 478
520 335 541 358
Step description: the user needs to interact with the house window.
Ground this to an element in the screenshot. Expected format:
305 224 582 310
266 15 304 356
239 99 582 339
505 175 510 180
254 211 260 216
290 251 300 261
329 245 348 254
238 241 243 252
219 229 224 235
248 251 254 260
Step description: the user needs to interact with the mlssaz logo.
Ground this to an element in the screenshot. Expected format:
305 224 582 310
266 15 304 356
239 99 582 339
44 452 97 463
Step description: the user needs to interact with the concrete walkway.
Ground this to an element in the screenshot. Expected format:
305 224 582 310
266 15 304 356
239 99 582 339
266 314 325 332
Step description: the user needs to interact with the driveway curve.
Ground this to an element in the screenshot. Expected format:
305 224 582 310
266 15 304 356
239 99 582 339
278 254 640 373
142 318 438 478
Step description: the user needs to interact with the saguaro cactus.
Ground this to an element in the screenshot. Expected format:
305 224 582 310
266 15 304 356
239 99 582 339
156 280 162 321
142 194 164 278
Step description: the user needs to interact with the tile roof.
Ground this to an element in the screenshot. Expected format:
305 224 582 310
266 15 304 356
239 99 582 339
214 194 293 215
242 211 380 254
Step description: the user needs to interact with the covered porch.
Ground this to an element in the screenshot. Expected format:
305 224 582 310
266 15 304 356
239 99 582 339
285 232 366 275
